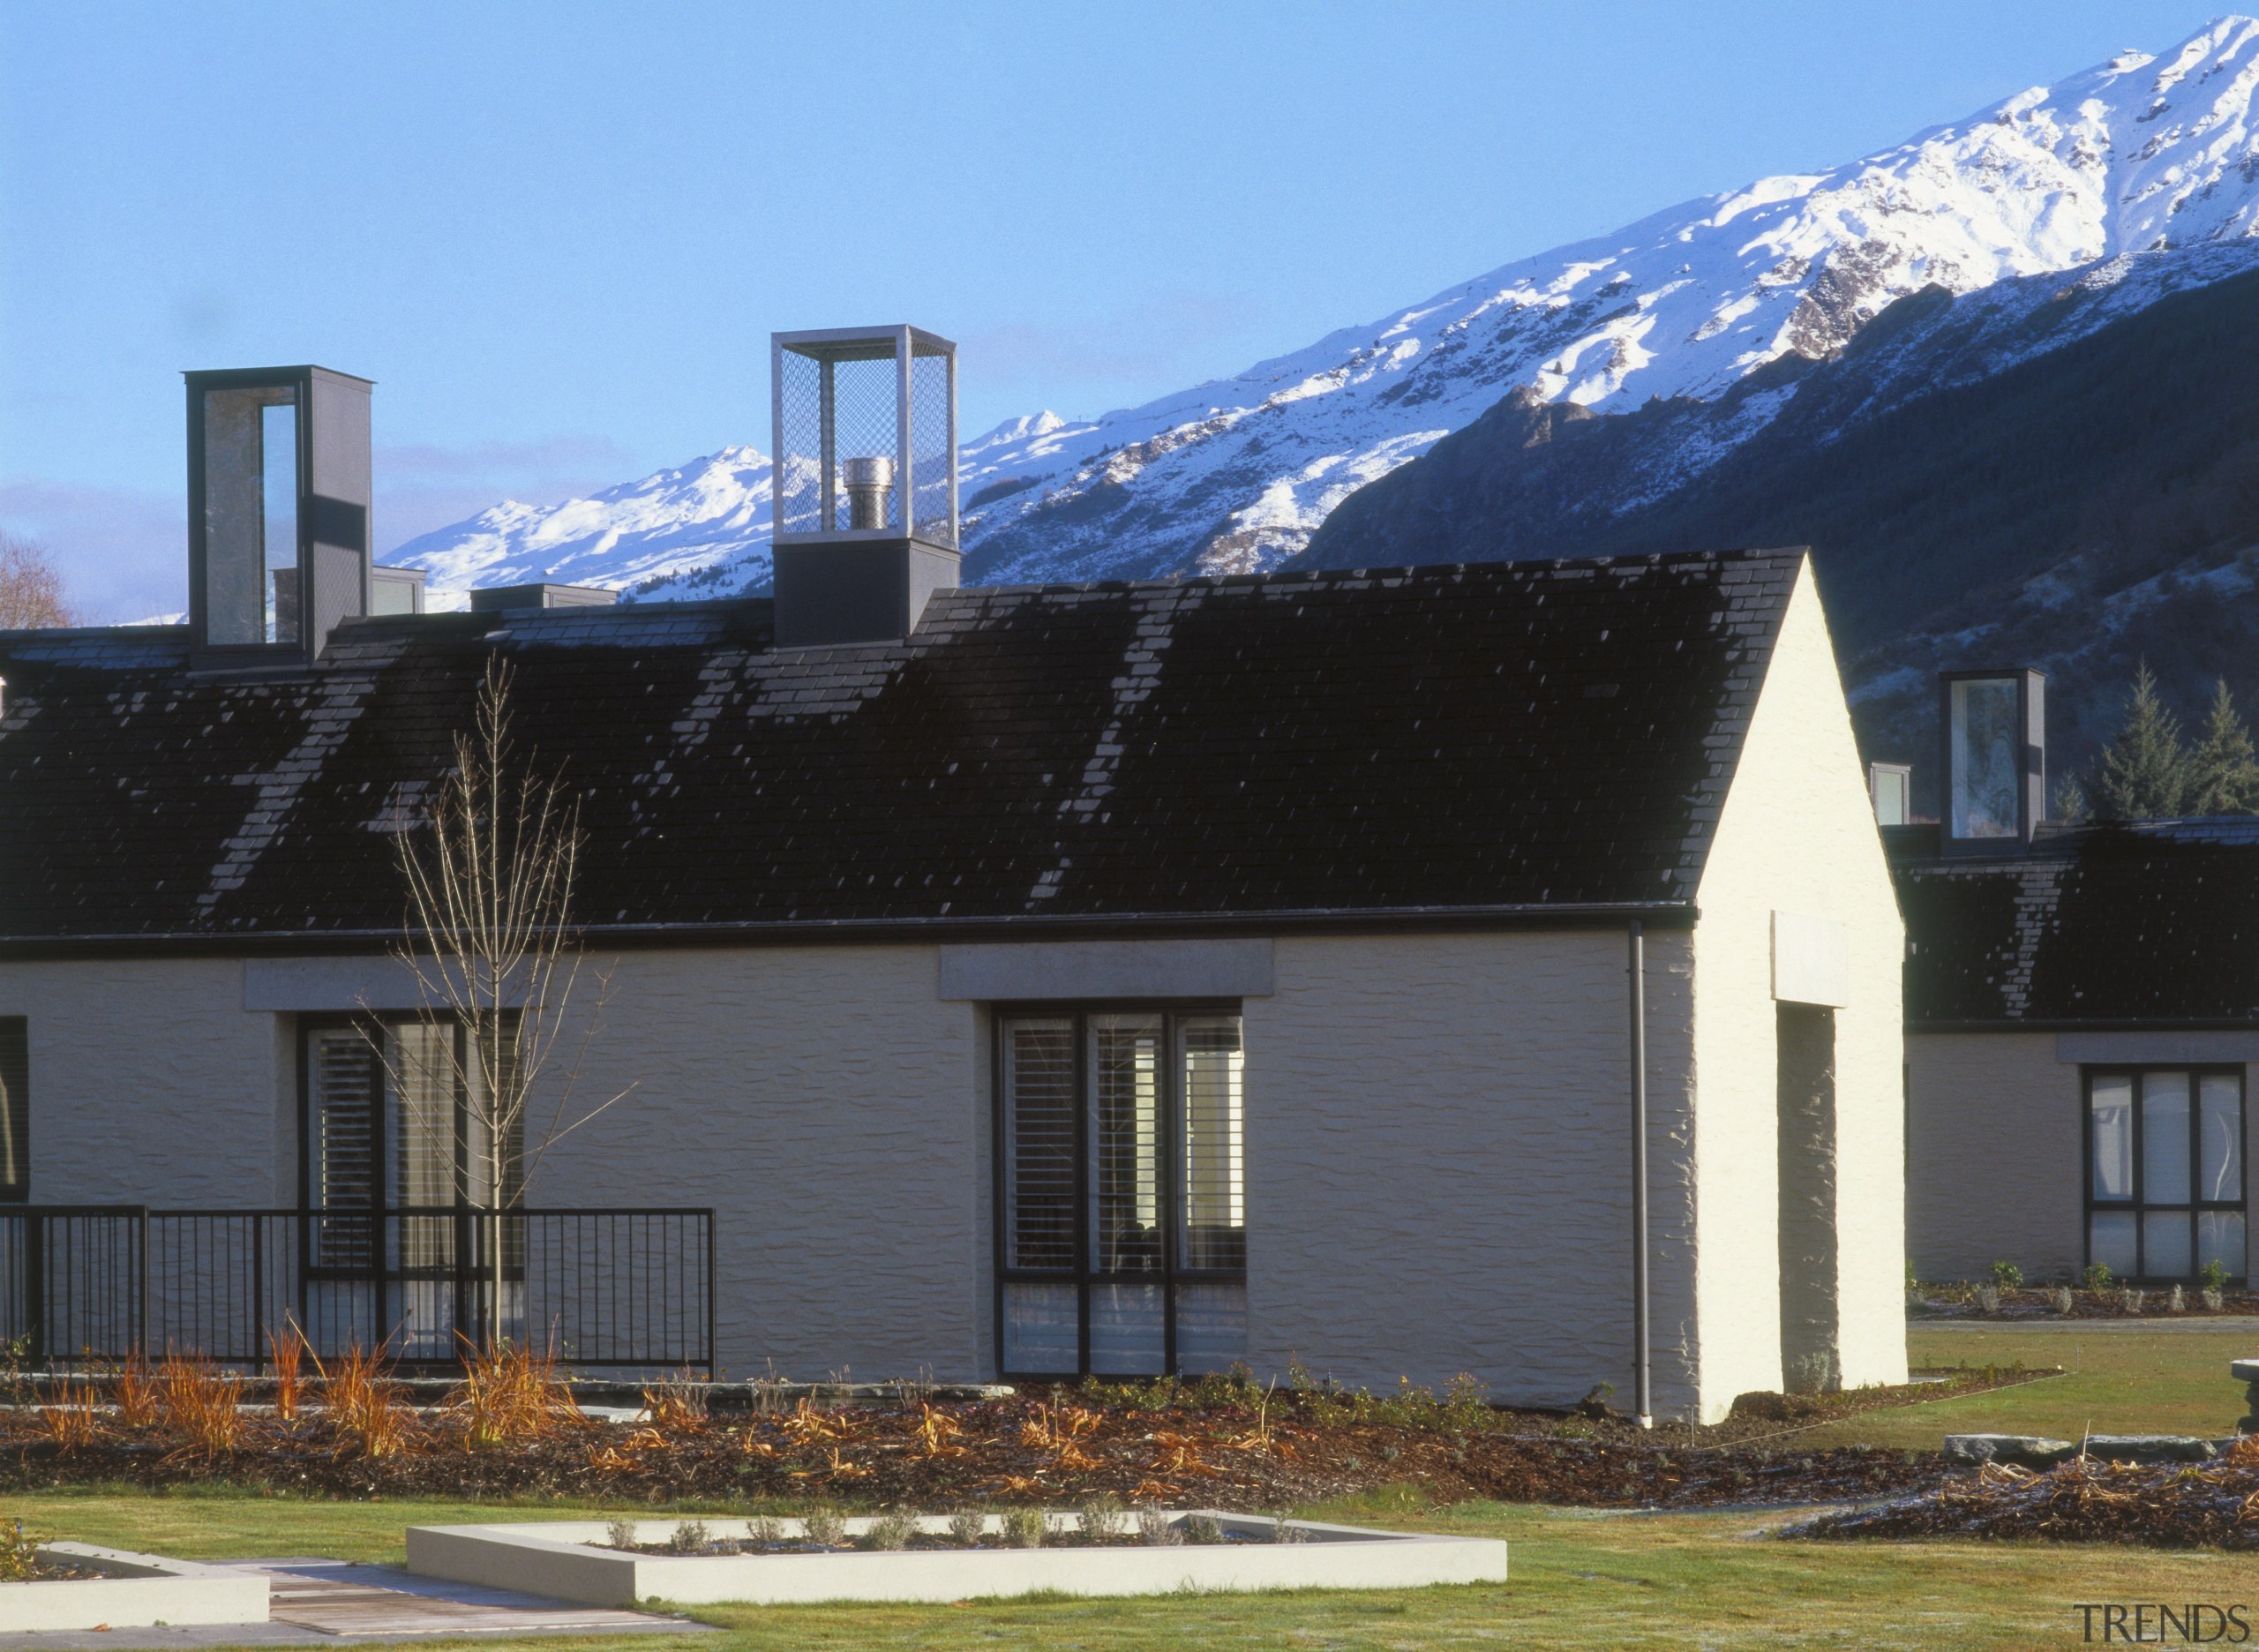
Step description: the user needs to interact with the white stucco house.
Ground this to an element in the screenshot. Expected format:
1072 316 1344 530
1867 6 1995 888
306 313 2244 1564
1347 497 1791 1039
0 353 1907 1423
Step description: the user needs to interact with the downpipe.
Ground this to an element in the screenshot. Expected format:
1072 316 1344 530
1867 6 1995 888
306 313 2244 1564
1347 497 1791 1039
1628 920 1653 1430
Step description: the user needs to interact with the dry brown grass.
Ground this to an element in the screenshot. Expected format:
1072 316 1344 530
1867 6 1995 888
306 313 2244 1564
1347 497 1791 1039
113 1353 160 1431
449 1339 585 1450
267 1326 307 1423
157 1354 242 1459
311 1342 412 1460
36 1380 101 1453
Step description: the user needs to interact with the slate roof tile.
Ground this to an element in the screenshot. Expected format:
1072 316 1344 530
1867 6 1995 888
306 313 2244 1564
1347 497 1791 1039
1895 819 2259 1025
0 550 1803 946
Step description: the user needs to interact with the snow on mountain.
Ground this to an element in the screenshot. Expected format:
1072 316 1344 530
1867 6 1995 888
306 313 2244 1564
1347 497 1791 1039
388 16 2259 603
388 447 774 605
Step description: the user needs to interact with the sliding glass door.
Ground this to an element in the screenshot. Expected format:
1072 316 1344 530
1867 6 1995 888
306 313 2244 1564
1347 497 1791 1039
996 1006 1246 1378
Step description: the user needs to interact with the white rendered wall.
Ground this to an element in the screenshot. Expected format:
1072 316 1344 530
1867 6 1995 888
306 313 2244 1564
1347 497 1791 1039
1246 928 1702 1419
1691 561 1910 1416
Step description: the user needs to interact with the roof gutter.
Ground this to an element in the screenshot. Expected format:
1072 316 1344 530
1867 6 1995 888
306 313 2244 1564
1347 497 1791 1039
0 898 1700 962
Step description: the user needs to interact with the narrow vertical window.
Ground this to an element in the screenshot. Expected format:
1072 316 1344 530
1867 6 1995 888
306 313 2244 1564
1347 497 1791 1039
1000 1017 1077 1373
0 1017 28 1201
2142 1071 2195 1278
389 1022 459 1273
308 1026 379 1268
1175 1014 1248 1373
1178 1017 1245 1268
2199 1073 2246 1278
1089 1014 1166 1375
2088 1070 2138 1278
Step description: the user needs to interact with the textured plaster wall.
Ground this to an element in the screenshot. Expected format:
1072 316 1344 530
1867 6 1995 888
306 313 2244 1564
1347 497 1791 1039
1691 562 1910 1417
1904 1033 2080 1280
0 949 986 1383
519 946 984 1383
0 958 294 1205
1246 929 1702 1418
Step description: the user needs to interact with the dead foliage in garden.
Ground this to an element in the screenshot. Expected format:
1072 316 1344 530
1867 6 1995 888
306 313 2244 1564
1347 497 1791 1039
1800 1436 2259 1549
0 1358 1963 1511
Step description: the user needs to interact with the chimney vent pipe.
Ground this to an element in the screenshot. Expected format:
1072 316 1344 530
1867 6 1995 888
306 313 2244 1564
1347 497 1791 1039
843 455 894 531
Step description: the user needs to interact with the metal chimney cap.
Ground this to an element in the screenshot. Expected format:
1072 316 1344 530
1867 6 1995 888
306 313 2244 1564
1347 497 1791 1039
842 455 894 488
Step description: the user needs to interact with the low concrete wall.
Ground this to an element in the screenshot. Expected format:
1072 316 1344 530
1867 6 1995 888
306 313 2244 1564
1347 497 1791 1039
406 1513 1508 1606
0 1545 268 1632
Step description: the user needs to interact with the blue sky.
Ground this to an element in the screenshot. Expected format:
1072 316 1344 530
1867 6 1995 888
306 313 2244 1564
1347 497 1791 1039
0 0 2229 619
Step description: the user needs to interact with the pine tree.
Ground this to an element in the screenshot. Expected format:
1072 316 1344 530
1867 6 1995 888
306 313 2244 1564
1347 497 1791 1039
2093 663 2191 821
2187 678 2259 815
2052 775 2090 824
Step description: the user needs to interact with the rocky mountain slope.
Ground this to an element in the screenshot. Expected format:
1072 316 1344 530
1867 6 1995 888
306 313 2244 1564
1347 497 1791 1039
1304 250 2259 798
387 16 2259 609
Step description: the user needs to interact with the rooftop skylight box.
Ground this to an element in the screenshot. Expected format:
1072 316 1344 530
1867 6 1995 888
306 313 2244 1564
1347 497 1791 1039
185 365 372 665
1937 667 2045 855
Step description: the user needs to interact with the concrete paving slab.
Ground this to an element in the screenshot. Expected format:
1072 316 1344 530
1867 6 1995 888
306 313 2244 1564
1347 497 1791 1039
0 1558 712 1650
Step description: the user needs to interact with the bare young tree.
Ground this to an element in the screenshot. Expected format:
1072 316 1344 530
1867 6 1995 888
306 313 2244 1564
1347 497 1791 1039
0 532 76 629
379 656 632 1348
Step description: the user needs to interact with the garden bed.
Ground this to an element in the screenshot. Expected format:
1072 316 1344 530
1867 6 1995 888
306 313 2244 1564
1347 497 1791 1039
0 1347 2023 1513
407 1512 1508 1604
1911 1282 2259 1319
1793 1438 2259 1550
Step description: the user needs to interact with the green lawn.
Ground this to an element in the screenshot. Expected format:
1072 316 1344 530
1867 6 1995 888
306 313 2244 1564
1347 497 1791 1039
11 1325 2258 1649
1797 1322 2256 1448
7 1484 2254 1650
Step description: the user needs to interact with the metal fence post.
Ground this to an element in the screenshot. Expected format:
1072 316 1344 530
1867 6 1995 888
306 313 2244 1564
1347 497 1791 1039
21 1213 41 1370
702 1209 717 1378
251 1214 266 1372
136 1207 150 1360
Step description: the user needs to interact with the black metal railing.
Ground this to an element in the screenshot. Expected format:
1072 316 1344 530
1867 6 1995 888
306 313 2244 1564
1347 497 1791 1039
0 1206 714 1374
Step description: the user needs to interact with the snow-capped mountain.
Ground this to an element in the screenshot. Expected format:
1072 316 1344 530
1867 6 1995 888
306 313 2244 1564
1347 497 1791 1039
388 16 2259 603
390 447 774 603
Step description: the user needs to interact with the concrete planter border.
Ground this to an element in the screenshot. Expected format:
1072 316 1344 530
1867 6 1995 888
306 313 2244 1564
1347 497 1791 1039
0 1544 269 1633
407 1513 1508 1605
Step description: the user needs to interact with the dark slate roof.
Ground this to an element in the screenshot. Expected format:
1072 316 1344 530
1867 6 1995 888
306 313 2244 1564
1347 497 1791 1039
1894 818 2259 1026
0 551 1803 950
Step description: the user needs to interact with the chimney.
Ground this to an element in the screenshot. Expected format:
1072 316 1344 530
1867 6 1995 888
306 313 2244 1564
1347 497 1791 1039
186 365 372 663
1867 762 1910 826
468 582 617 612
769 326 957 648
1937 668 2045 854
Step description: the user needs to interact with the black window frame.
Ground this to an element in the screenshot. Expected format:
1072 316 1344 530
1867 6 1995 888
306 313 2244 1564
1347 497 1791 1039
0 1016 27 1204
296 1014 523 1272
2083 1064 2248 1284
990 1001 1245 1380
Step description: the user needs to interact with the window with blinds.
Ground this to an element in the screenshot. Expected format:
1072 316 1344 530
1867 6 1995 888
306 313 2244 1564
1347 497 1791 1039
0 1017 29 1202
303 1016 526 1274
308 1025 379 1268
2088 1067 2246 1282
997 1007 1246 1378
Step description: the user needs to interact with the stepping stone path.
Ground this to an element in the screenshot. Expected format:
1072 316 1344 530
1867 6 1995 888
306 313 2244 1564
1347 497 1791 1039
1944 1434 2234 1468
2231 1358 2259 1433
